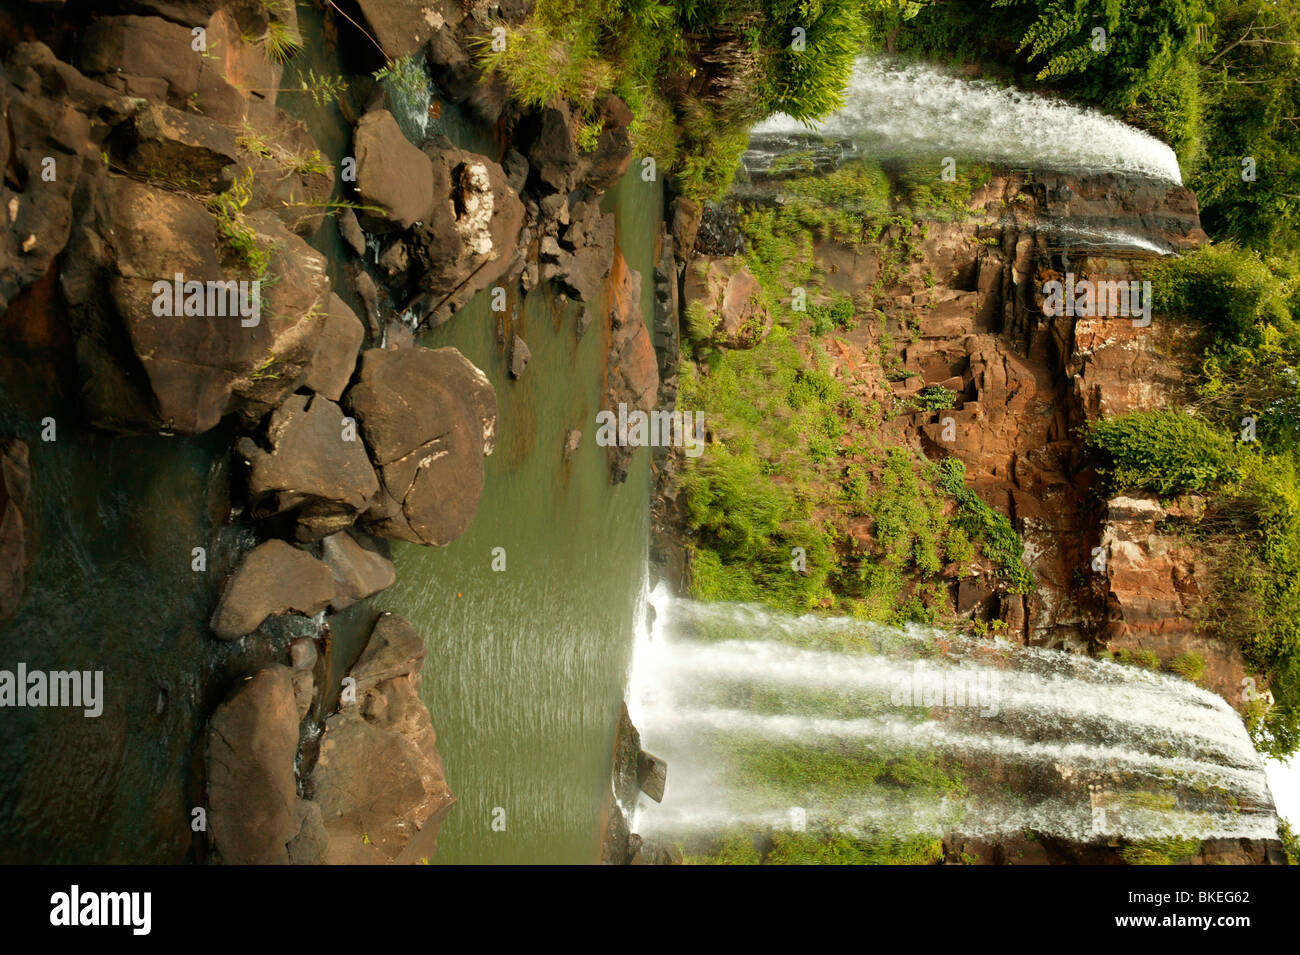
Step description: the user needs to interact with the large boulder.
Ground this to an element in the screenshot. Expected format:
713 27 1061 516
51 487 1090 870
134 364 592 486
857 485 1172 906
210 539 335 640
407 138 524 327
352 109 435 233
321 529 396 610
302 293 365 401
205 665 299 864
62 174 330 434
236 393 380 540
549 198 616 302
353 0 448 61
575 94 634 192
107 100 237 194
0 439 30 627
311 614 455 864
346 346 497 545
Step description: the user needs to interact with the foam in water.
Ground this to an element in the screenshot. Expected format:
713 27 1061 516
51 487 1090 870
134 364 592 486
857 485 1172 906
749 56 1183 184
627 586 1276 849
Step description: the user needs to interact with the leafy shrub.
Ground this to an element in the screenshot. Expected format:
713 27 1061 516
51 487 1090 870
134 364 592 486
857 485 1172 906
1088 410 1241 497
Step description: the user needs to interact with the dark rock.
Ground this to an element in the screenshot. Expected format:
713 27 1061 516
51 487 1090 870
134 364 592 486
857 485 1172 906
337 205 367 258
575 93 633 192
669 196 702 261
525 102 578 193
0 439 30 626
241 107 336 238
378 239 409 279
321 529 396 610
210 539 334 640
108 100 236 194
612 702 641 809
425 25 510 124
509 334 530 378
502 148 529 194
63 175 329 434
353 109 435 233
346 346 497 546
205 665 298 864
407 140 524 327
353 267 382 339
79 15 245 125
303 293 365 401
311 614 455 864
237 393 379 540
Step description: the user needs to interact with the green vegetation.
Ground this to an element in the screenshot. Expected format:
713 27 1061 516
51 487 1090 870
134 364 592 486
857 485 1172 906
1088 410 1241 496
1280 817 1300 865
1169 651 1207 683
208 169 273 278
1120 836 1202 865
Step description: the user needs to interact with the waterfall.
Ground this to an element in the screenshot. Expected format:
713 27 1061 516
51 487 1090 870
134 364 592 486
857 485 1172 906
748 56 1182 184
627 585 1277 852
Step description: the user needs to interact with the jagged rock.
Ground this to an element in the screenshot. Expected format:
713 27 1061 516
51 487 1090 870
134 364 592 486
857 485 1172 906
669 195 702 261
604 250 659 483
353 109 435 233
346 346 498 546
321 529 396 610
287 797 329 865
407 139 524 327
575 94 634 192
108 100 236 194
236 393 379 540
79 15 245 125
63 175 329 434
210 540 334 640
338 206 367 258
683 256 771 348
612 702 641 808
311 614 455 864
636 750 667 803
303 293 365 402
241 107 336 238
525 102 578 193
502 148 529 194
0 439 30 626
0 43 133 312
509 334 530 378
205 665 298 864
425 24 511 125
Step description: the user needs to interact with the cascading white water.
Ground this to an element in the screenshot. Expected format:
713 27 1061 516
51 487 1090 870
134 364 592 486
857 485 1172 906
749 56 1183 184
627 585 1277 850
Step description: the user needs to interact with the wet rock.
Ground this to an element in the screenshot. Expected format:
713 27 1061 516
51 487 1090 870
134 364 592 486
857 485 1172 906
346 346 498 546
604 250 660 483
205 665 298 864
311 614 455 864
303 293 365 402
509 334 530 378
353 109 435 233
210 540 334 640
63 176 329 434
236 393 379 540
108 100 236 194
321 529 396 610
407 139 524 327
338 206 367 258
612 702 641 809
0 439 30 626
636 750 667 803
